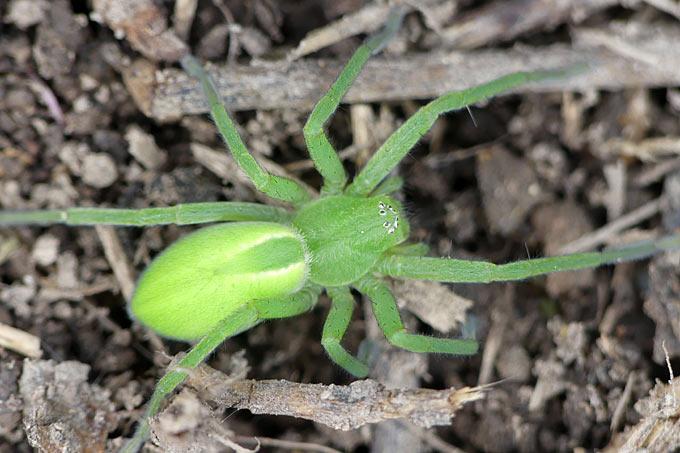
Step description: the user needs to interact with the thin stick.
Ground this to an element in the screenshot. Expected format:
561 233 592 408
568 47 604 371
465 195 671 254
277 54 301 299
401 423 467 453
95 226 136 303
610 371 635 433
234 435 343 453
642 0 680 20
0 322 42 358
558 198 664 254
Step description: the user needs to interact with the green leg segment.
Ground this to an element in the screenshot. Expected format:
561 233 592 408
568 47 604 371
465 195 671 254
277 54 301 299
251 284 322 319
0 202 291 226
370 175 404 196
388 242 430 257
303 7 406 194
323 287 369 377
355 276 479 355
346 67 581 196
120 305 260 453
121 286 320 453
376 234 680 283
181 56 311 206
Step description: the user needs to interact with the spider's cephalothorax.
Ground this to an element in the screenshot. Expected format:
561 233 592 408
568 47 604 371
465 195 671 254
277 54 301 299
2 7 678 453
293 194 409 286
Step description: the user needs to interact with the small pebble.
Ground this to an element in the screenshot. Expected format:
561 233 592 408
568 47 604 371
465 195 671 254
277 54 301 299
125 125 166 170
6 0 48 30
32 234 60 267
81 153 118 188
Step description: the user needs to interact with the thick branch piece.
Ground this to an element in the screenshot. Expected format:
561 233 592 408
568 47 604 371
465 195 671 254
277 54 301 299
145 19 680 121
186 365 485 430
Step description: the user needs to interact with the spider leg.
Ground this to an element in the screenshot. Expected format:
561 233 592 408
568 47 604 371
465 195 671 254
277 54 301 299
346 67 581 196
303 7 406 194
251 284 322 319
355 276 478 355
322 286 369 377
0 202 291 226
369 175 404 196
122 286 320 453
376 233 680 282
121 304 260 453
182 56 310 206
388 242 430 257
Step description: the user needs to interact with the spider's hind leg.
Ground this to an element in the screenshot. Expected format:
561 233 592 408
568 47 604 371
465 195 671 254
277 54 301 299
355 276 478 356
121 304 261 453
122 286 321 453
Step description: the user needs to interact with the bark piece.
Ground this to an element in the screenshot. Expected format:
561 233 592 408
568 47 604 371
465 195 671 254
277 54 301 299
19 359 116 453
91 0 187 62
186 364 485 431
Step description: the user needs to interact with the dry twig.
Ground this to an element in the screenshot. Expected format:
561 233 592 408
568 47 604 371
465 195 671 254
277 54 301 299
95 225 136 302
557 197 664 254
144 36 680 121
0 322 41 358
186 364 486 430
437 0 618 49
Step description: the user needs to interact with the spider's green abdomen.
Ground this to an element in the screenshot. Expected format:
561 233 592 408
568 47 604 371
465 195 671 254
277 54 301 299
129 222 308 340
293 195 409 286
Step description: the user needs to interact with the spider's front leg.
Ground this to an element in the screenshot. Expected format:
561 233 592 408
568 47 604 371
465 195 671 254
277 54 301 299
355 276 478 356
346 68 579 196
376 234 680 283
302 7 406 194
181 56 310 206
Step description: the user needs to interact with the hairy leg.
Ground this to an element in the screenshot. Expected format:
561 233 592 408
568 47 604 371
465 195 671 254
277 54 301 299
122 286 320 453
370 175 404 196
322 286 369 377
355 276 478 355
121 305 260 453
303 7 406 194
0 202 291 226
388 242 430 257
251 284 322 319
182 56 310 205
376 234 680 282
346 67 580 196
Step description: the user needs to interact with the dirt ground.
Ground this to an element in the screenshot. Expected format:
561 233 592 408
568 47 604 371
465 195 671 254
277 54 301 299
1 0 680 452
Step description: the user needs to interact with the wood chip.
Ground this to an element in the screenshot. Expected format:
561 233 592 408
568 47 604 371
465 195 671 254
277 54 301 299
91 0 187 62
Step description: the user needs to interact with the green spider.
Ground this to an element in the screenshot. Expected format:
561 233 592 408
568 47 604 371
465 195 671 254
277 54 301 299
2 8 679 453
